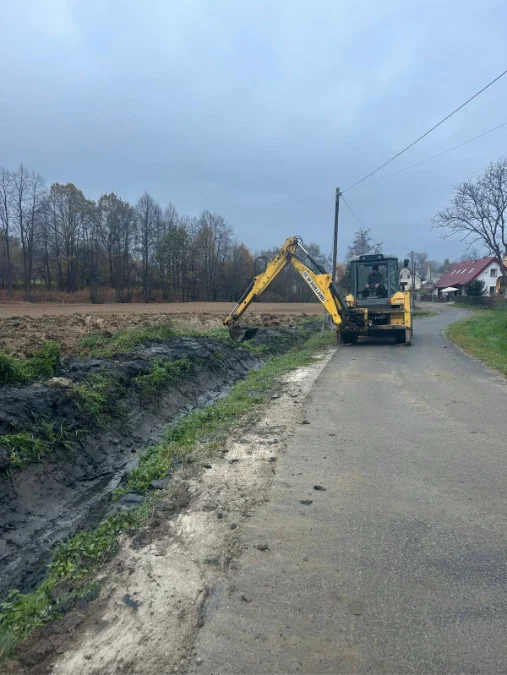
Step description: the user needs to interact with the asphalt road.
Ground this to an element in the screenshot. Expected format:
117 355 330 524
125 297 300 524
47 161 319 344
192 304 507 674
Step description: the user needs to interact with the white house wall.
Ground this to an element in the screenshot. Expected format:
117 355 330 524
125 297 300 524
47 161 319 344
399 269 422 290
448 261 502 295
476 261 502 294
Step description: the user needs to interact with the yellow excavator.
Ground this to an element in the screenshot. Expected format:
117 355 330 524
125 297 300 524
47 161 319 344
223 236 412 345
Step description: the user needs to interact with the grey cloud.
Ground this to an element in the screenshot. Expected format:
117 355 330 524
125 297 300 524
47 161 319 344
1 0 506 260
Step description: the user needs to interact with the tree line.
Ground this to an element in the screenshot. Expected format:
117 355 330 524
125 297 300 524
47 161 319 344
0 164 330 304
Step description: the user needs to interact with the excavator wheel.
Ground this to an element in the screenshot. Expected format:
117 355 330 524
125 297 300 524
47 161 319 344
394 329 412 345
341 332 358 345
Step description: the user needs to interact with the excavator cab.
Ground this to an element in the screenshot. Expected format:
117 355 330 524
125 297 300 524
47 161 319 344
350 255 400 307
346 254 412 344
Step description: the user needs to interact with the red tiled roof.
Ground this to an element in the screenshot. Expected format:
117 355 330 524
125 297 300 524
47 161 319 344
435 257 496 288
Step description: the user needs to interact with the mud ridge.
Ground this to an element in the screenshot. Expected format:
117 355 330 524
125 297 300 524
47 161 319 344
0 326 311 601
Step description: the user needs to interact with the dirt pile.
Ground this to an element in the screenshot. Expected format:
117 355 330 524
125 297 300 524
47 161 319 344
0 311 318 359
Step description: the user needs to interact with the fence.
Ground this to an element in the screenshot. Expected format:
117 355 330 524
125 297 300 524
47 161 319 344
454 295 507 308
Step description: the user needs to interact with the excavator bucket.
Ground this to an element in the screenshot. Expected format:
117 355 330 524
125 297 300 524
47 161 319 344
228 325 259 343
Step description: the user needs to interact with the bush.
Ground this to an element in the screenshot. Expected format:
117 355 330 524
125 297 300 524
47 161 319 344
466 279 486 296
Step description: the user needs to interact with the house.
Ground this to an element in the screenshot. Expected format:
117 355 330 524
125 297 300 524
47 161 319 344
434 257 503 296
399 267 421 291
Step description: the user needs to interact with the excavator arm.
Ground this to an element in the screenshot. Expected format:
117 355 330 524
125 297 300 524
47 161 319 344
224 236 348 342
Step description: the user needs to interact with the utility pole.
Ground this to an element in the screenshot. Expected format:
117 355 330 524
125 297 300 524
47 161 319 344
323 187 341 332
332 187 341 283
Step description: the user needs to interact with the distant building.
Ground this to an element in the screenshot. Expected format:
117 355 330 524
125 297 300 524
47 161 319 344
434 257 503 296
421 265 443 295
424 265 443 284
399 267 421 291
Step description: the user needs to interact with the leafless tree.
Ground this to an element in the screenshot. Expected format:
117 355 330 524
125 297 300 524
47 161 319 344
460 247 481 261
346 227 383 261
194 210 233 301
136 191 159 302
46 183 89 292
0 167 14 293
98 193 136 300
405 251 429 277
11 165 46 299
433 157 507 276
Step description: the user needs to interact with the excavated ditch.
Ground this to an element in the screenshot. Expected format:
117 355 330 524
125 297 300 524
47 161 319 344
0 326 312 601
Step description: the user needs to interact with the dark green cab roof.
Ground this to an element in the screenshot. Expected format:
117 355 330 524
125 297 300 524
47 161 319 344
349 253 398 263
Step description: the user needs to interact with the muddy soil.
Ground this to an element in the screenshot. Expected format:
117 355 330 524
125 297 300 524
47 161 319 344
0 310 319 359
0 327 311 602
13 351 333 675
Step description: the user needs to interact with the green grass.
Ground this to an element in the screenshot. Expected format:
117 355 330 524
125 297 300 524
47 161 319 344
446 307 507 376
0 341 61 384
80 324 181 358
1 422 78 470
135 357 197 393
1 433 50 469
70 373 113 420
23 342 61 379
0 352 24 384
0 329 335 659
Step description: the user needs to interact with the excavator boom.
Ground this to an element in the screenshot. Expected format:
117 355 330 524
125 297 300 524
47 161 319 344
223 236 348 341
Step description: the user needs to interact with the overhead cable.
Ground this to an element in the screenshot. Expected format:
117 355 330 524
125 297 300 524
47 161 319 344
350 121 507 190
344 68 507 192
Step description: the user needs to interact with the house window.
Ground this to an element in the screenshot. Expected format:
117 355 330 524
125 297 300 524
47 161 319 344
490 286 496 295
490 268 497 277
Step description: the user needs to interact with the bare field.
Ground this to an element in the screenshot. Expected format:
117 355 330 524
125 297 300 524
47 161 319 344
0 302 321 357
0 301 320 319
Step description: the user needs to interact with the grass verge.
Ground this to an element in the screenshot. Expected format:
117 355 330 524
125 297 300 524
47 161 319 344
446 307 507 376
0 329 335 660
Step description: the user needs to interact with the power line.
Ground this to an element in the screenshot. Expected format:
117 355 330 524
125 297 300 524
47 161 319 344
350 120 507 190
344 68 507 193
341 194 365 228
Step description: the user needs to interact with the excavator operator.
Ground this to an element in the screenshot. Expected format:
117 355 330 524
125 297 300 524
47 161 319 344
362 265 386 298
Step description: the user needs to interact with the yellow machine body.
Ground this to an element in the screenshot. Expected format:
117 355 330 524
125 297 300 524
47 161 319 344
224 237 412 345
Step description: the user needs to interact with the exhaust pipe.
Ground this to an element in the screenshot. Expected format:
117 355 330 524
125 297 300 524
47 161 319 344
228 325 259 343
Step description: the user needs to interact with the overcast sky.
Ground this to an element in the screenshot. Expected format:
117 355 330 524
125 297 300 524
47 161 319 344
1 0 506 262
